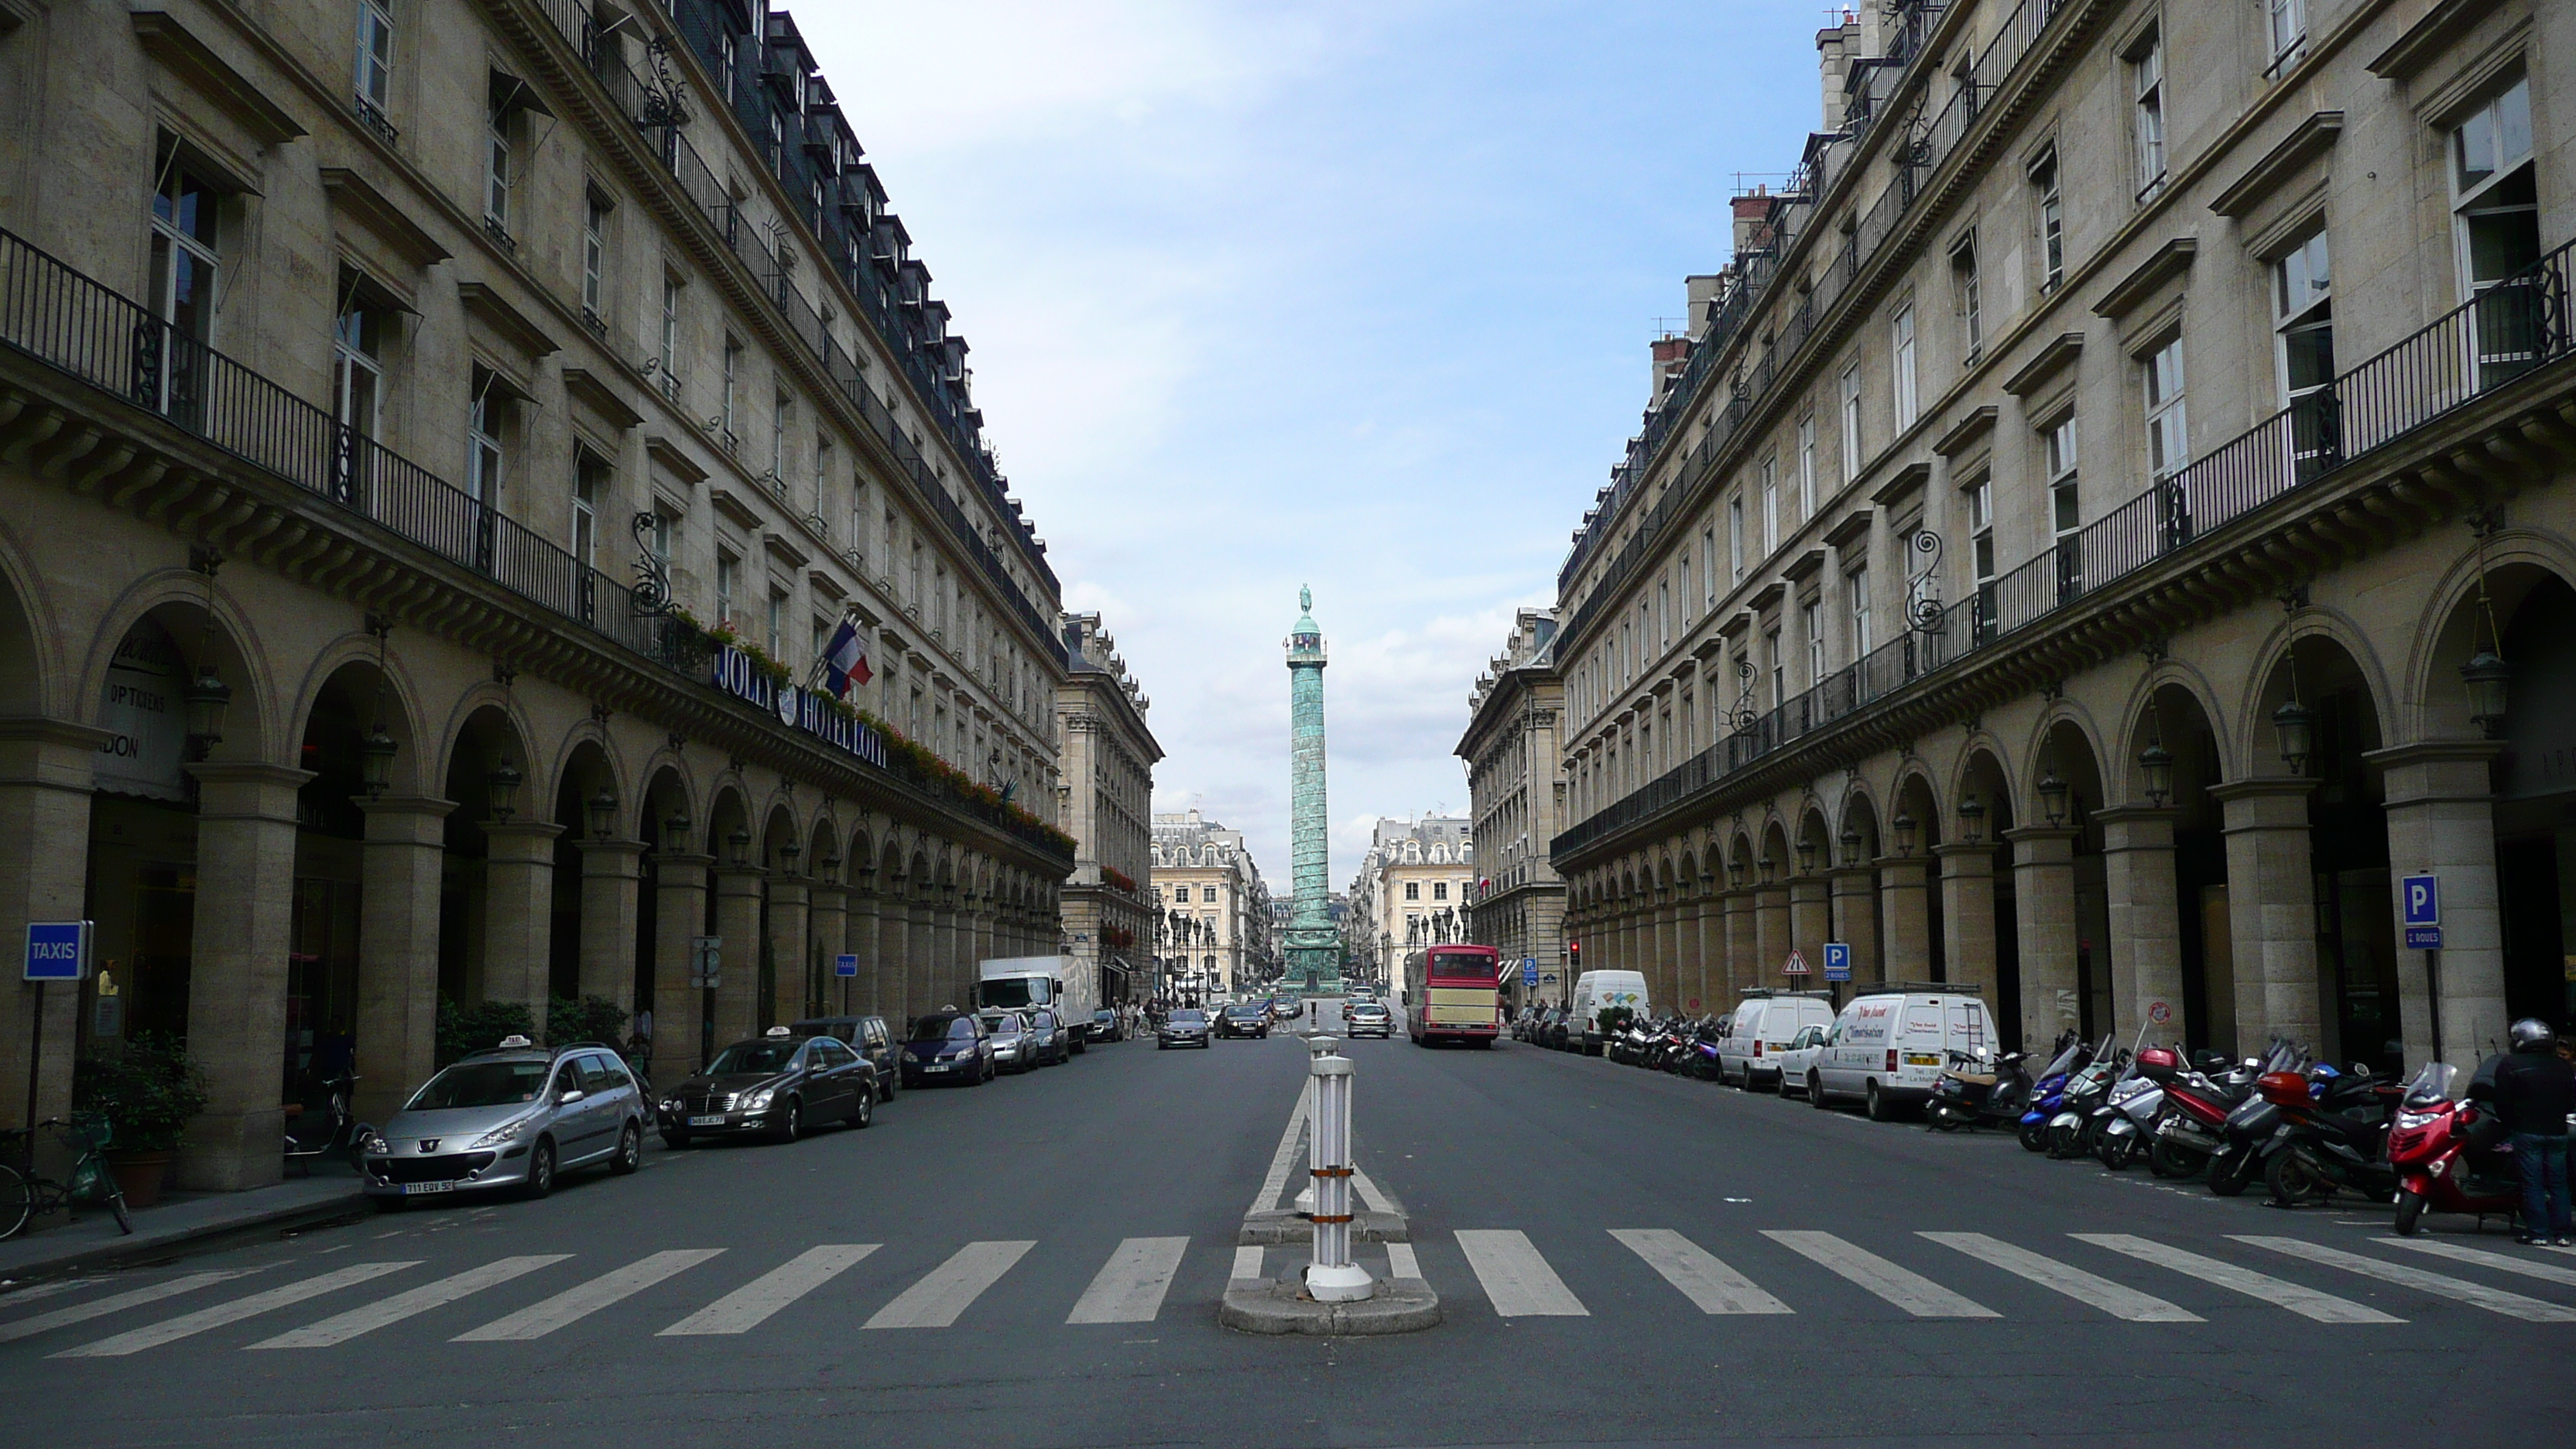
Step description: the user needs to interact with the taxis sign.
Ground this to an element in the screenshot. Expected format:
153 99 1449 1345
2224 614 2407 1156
24 920 92 981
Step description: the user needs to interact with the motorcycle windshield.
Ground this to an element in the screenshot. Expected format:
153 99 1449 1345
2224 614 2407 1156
2038 1040 2087 1078
2403 1061 2458 1107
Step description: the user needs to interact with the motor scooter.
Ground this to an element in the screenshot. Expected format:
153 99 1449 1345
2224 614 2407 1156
284 1069 365 1173
2259 1061 2405 1206
2152 1043 2289 1178
2018 1033 2094 1153
2043 1036 2121 1158
2095 1045 2178 1170
1926 1046 2032 1132
2386 1061 2523 1235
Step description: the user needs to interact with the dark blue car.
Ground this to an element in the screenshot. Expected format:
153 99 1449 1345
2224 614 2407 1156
900 1011 995 1087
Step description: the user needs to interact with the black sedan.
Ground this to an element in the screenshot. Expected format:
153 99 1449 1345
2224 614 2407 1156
1157 1009 1213 1049
1215 1004 1271 1040
657 1027 876 1147
1088 1009 1123 1043
1023 1009 1074 1065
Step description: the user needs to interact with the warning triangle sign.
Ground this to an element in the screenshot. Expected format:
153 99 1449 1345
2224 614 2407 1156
1782 949 1810 975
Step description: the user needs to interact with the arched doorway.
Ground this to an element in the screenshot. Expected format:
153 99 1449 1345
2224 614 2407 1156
2129 683 2228 1053
2454 566 2576 1043
2032 719 2109 1039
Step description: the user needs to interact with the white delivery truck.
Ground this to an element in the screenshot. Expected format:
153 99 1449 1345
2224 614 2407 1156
975 956 1098 1053
1567 969 1649 1056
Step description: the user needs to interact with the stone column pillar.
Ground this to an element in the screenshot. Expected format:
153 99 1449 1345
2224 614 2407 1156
765 875 808 1031
2369 742 2506 1069
712 865 766 1045
1645 893 1670 1009
1878 855 1934 981
481 820 566 1038
1935 842 1996 1000
1788 872 1830 974
354 795 453 1125
2007 826 2081 1048
810 878 849 1018
180 761 313 1191
2096 806 2184 1046
577 838 647 1012
848 877 882 1016
653 853 713 1074
1695 875 1722 1009
1753 874 1790 988
971 894 995 978
0 720 105 1136
1722 886 1756 1002
1677 895 1706 1012
911 890 940 1013
2211 779 2321 1057
1831 864 1880 985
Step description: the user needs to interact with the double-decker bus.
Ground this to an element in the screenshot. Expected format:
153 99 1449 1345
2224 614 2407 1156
1402 944 1503 1047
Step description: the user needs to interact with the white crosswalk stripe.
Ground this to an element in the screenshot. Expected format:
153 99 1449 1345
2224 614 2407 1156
2234 1235 2576 1322
1762 1231 1997 1318
865 1241 1033 1329
452 1249 724 1341
1230 1245 1264 1282
2072 1234 2400 1323
0 1269 266 1345
1922 1233 2199 1322
1386 1242 1422 1280
249 1255 570 1349
1067 1237 1189 1324
1456 1229 1588 1316
53 1262 416 1358
2382 1237 2576 1289
0 1278 104 1310
1611 1228 1792 1315
659 1245 879 1336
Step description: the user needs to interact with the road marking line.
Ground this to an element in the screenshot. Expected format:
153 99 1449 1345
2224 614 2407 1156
1455 1230 1588 1317
1251 1089 1308 1215
2073 1234 2400 1324
1610 1228 1793 1315
865 1241 1034 1329
2233 1235 2576 1321
1351 1166 1392 1214
1921 1232 2198 1322
248 1255 569 1348
1761 1231 1997 1318
452 1249 724 1341
1231 1246 1264 1282
0 1277 103 1309
53 1263 416 1357
658 1245 878 1336
1067 1237 1190 1324
1386 1242 1422 1279
0 1268 269 1344
2382 1237 2576 1288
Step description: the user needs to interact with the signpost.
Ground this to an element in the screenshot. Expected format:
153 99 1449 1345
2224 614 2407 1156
835 952 858 1014
21 922 91 1133
690 935 721 1069
2402 872 2444 1064
1521 957 1538 987
1821 942 1851 981
1782 948 1810 978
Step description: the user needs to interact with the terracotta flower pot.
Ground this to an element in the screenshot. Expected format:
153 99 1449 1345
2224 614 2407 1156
106 1149 175 1210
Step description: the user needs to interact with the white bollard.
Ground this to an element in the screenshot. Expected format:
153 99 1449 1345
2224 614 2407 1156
1305 1036 1372 1302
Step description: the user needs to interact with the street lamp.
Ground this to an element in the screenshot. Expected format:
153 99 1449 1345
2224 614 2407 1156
1839 825 1862 867
359 726 398 796
586 786 618 841
2273 698 2315 777
777 840 801 875
1957 793 1985 846
2038 769 2069 827
2461 647 2511 734
1796 837 1818 875
1892 810 1917 857
663 810 692 853
2139 743 2174 807
1758 854 1779 885
727 826 752 868
183 662 232 759
485 760 522 823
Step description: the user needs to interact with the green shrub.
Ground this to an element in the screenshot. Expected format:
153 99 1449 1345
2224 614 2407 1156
546 995 629 1050
434 999 537 1066
73 1032 208 1153
1596 1005 1636 1036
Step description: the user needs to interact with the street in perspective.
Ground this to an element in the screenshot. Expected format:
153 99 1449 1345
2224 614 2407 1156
5 0 2576 1446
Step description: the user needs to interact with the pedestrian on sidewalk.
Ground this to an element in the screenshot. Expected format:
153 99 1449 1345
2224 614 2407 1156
2495 1018 2574 1246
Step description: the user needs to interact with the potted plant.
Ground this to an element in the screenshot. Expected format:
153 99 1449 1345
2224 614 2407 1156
72 1032 207 1210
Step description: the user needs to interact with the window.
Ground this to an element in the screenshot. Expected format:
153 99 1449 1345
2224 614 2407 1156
1701 528 1718 607
484 98 513 240
767 587 786 659
1405 882 1420 901
1760 457 1779 556
1838 364 1863 483
718 31 737 105
147 154 222 415
2130 32 2166 201
580 194 611 324
1797 416 1816 517
1848 566 1872 658
769 390 793 488
2266 0 2306 73
1890 306 1918 429
1433 882 1448 900
466 371 505 505
571 451 606 566
1765 627 1784 709
1728 494 1745 581
330 287 383 444
766 109 785 176
658 274 681 394
648 505 675 570
2045 416 2080 598
354 1 395 121
719 336 742 449
1951 234 1982 364
1803 600 1824 685
715 549 739 629
2275 229 2334 463
2144 337 2187 481
2032 149 2064 291
2451 77 2539 390
1967 474 1995 629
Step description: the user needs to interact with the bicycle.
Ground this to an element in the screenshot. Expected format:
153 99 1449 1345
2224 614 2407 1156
0 1114 134 1240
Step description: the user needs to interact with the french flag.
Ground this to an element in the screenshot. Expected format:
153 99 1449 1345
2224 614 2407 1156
819 616 872 698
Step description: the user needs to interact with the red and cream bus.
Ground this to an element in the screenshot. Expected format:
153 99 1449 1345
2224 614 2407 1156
1402 944 1504 1047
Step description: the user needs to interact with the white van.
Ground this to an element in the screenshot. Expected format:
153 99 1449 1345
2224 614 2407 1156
1567 971 1649 1056
1813 986 1999 1120
1715 991 1838 1088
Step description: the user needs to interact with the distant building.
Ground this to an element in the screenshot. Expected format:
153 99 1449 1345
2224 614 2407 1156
1344 817 1474 984
1150 810 1274 1000
1460 610 1568 1005
1057 614 1161 1008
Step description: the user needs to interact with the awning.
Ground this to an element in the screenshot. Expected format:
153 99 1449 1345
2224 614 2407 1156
488 69 557 122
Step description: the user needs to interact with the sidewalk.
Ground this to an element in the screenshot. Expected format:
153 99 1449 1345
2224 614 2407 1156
0 1165 365 1287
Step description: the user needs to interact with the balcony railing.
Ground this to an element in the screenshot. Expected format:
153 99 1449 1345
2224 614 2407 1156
1554 237 2574 862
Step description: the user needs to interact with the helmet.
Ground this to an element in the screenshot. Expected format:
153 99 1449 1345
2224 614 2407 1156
2509 1018 2557 1050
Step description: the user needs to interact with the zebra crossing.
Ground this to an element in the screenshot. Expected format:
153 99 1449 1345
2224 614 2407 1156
5 1225 2572 1356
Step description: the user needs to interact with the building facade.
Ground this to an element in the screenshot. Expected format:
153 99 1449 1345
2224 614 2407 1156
1461 609 1569 1005
0 0 1077 1193
1345 816 1475 985
1055 612 1159 1008
1149 809 1273 1000
1550 0 2576 1064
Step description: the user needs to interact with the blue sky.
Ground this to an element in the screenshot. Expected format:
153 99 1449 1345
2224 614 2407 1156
799 1 1824 888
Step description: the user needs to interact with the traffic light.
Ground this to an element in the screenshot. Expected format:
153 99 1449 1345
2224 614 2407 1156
1566 940 1580 965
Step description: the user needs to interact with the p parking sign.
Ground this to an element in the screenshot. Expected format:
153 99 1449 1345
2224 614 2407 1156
1822 941 1852 982
24 920 91 981
2402 873 2441 950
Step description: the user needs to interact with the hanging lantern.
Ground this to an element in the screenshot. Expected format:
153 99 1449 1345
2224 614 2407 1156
1892 810 1918 857
2139 743 2174 807
1839 825 1863 866
359 726 399 796
2273 698 2315 776
485 760 522 823
727 826 752 868
585 786 618 841
1758 855 1780 885
1796 838 1819 875
2461 649 2511 734
2038 769 2070 827
663 810 693 852
183 663 232 755
778 840 802 875
1958 793 1986 845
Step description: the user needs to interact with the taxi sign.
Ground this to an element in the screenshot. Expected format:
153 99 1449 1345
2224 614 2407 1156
835 953 858 978
24 921 91 981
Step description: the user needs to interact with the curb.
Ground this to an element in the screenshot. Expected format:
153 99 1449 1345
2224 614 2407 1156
1238 1208 1408 1245
1220 1273 1442 1335
0 1189 367 1286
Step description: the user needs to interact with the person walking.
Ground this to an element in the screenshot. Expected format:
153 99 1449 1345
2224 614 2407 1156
2495 1018 2575 1246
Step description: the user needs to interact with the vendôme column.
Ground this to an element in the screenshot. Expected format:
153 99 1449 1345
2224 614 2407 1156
1283 588 1342 994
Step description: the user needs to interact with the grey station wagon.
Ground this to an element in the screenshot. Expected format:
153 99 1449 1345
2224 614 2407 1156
362 1036 645 1205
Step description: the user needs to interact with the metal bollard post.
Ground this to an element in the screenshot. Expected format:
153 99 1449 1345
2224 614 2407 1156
1305 1035 1372 1302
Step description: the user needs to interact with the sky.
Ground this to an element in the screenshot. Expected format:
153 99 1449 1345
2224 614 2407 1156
797 1 1824 889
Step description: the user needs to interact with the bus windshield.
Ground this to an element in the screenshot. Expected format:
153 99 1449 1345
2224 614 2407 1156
1426 950 1499 981
975 976 1050 1010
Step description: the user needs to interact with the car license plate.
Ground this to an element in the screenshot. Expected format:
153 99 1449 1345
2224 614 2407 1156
401 1180 454 1196
688 1114 726 1127
924 1064 948 1072
1906 1053 1941 1067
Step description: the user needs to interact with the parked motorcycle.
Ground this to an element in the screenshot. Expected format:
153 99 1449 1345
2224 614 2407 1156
2094 1045 2178 1170
2151 1044 2286 1180
1926 1046 2033 1132
2018 1033 2095 1153
2386 1060 2524 1235
2046 1040 2125 1159
284 1069 365 1173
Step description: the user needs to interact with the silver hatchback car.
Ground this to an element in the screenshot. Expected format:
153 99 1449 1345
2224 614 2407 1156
362 1037 646 1205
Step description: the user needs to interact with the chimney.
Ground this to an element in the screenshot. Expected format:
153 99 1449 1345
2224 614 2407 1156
1816 11 1860 130
1684 274 1725 339
1731 185 1776 261
1649 332 1691 403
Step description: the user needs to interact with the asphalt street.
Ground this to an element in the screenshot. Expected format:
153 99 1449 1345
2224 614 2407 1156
2 1002 2571 1448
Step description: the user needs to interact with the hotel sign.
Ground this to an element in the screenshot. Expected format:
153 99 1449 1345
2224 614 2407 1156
710 646 887 770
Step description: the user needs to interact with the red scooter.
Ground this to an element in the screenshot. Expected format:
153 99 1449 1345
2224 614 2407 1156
2386 1062 2522 1235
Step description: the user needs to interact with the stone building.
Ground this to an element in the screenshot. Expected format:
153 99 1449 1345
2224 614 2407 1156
1460 609 1568 1005
1345 816 1475 984
0 0 1076 1193
1149 810 1272 999
1550 0 2576 1066
1055 612 1159 1008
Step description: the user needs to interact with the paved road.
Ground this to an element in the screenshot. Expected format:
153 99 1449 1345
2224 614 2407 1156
2 1002 2571 1447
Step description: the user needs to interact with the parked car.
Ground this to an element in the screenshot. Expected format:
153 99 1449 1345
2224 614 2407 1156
1270 996 1303 1022
790 1015 900 1101
1772 1023 1830 1098
1814 988 2000 1120
1218 1003 1272 1039
979 1010 1036 1072
902 1011 995 1086
1088 1009 1123 1043
1714 991 1838 1090
1345 1002 1393 1039
1159 1009 1214 1049
657 1026 877 1146
1024 1009 1074 1065
364 1036 644 1204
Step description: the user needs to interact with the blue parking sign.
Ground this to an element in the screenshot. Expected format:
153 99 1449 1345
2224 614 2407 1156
1522 957 1538 985
2401 874 2438 927
834 954 858 978
24 920 91 981
1822 941 1852 982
